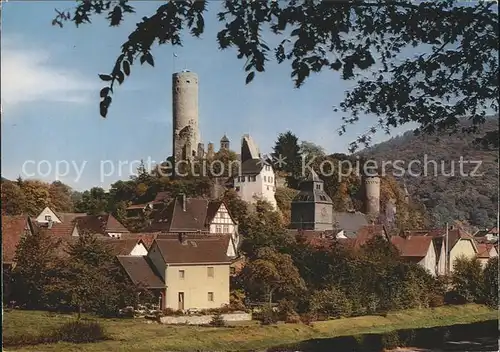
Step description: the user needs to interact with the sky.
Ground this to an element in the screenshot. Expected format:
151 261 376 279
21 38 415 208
1 1 416 191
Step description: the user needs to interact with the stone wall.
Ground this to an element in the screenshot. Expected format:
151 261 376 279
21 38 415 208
159 312 251 325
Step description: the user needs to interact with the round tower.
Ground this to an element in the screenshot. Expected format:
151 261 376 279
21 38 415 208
364 175 381 217
172 70 199 164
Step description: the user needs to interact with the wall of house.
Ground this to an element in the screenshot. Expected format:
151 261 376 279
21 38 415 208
234 165 277 209
417 242 437 276
449 239 476 272
130 243 148 256
165 264 230 310
209 204 236 235
148 243 167 281
436 241 447 276
35 207 61 224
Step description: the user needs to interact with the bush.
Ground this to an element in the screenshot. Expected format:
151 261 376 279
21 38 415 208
277 299 300 323
256 306 278 325
300 312 317 325
162 308 184 316
51 320 107 343
309 286 352 318
428 293 445 307
444 290 467 305
209 312 226 327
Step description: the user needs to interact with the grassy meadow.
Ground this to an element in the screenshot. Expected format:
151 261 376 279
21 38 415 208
2 304 497 352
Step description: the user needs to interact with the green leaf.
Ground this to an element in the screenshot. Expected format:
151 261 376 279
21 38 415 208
99 87 110 98
98 74 112 81
246 71 255 85
145 53 155 67
123 61 131 76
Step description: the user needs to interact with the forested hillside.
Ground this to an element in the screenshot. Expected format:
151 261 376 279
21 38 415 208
361 117 499 228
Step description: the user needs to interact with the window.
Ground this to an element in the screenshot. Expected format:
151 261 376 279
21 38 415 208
179 270 185 279
45 215 52 221
249 175 256 182
223 225 229 233
208 292 214 301
263 176 267 182
238 176 245 182
316 184 321 190
230 267 236 275
267 186 269 191
207 267 214 278
215 225 222 233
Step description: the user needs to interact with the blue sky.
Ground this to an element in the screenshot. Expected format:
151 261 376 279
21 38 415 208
1 1 415 191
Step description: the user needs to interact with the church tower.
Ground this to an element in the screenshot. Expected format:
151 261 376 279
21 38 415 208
290 169 333 230
220 134 230 151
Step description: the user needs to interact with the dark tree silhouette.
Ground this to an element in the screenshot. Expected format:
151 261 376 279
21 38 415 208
52 1 498 151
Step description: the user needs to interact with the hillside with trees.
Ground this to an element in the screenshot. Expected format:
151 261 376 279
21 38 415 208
360 117 499 229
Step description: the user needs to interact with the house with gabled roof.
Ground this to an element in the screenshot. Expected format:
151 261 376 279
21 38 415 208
35 207 86 224
401 226 478 274
74 214 130 238
476 243 498 268
99 237 149 256
2 215 36 270
391 235 437 276
147 194 240 253
118 235 231 311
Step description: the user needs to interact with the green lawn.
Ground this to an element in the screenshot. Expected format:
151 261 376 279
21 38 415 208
2 304 497 352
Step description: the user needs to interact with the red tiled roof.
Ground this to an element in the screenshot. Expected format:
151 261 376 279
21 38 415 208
117 256 164 288
153 236 231 264
98 237 144 255
45 222 77 239
149 196 231 233
402 227 477 252
55 212 86 223
2 215 32 263
354 224 388 249
476 243 497 259
390 236 433 259
75 214 129 235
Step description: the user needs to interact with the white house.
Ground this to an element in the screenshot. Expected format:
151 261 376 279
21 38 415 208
232 134 277 209
391 235 437 276
35 207 86 224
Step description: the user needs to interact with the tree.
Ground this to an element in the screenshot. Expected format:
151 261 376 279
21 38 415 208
49 181 75 213
451 256 484 303
59 233 139 318
53 1 498 149
10 228 63 309
272 131 303 189
300 141 325 163
242 247 305 305
18 180 51 216
1 180 26 215
482 257 498 308
74 187 110 214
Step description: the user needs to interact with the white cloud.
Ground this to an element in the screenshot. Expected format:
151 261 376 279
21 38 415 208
1 36 99 109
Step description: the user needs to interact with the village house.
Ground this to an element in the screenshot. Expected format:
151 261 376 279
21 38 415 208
147 194 240 255
74 214 130 238
101 237 149 256
35 207 86 225
476 243 498 268
391 235 437 276
231 134 277 209
118 235 231 311
2 215 36 270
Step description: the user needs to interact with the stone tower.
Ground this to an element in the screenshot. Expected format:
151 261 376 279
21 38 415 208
364 175 381 218
220 134 230 151
172 70 200 166
290 169 333 230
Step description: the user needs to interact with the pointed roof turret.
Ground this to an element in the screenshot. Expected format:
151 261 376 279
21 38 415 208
220 134 229 142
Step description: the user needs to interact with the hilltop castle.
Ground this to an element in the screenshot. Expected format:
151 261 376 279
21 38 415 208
169 70 277 208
